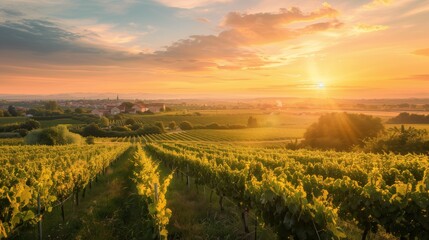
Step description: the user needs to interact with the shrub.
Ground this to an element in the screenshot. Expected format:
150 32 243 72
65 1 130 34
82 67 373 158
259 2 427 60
25 125 83 145
130 123 143 131
362 125 429 154
154 121 165 133
86 136 95 145
179 121 193 130
247 116 258 128
302 112 384 150
13 129 29 137
111 126 131 132
125 118 136 125
168 121 177 130
141 125 163 134
99 116 110 127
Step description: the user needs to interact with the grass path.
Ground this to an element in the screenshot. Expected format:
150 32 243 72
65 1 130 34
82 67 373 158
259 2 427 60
155 164 277 240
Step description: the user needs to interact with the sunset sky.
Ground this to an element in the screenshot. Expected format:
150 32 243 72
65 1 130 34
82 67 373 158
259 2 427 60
0 0 428 98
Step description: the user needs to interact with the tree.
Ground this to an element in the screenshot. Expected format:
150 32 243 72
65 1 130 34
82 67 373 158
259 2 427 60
247 116 258 128
99 116 110 127
302 112 384 150
154 121 165 133
362 125 429 154
82 123 105 137
0 110 4 117
120 102 134 113
168 121 177 130
75 108 84 114
130 123 143 131
8 105 18 116
25 125 83 145
20 119 41 131
141 125 163 134
179 121 193 130
125 118 136 125
86 136 95 144
45 101 59 111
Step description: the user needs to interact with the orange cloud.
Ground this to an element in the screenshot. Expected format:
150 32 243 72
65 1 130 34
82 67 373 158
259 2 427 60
413 48 429 57
142 4 342 71
221 4 340 45
0 4 342 73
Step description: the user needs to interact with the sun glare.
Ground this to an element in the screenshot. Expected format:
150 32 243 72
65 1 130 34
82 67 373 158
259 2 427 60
317 82 325 89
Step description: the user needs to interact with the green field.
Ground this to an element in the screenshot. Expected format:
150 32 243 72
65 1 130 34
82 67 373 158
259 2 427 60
0 117 27 125
125 111 319 128
39 118 85 128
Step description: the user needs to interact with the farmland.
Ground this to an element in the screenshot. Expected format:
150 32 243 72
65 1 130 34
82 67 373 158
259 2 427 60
1 107 429 239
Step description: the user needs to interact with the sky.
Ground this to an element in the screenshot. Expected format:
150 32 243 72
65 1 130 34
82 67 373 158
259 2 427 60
0 0 428 99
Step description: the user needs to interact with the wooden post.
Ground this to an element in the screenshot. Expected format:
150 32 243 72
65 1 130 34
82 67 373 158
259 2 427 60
37 192 43 240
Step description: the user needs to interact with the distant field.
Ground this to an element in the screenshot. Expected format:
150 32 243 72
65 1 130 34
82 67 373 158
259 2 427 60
0 117 27 125
39 118 85 128
183 128 305 141
385 124 429 131
127 111 319 128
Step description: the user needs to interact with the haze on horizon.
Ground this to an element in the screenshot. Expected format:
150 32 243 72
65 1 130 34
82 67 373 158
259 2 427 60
0 0 428 99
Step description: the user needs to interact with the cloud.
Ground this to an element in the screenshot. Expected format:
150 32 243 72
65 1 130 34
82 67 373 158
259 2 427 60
0 19 92 53
220 4 341 45
154 0 230 9
139 4 342 71
195 17 210 23
364 0 394 9
413 48 429 57
0 4 343 72
353 24 389 33
0 8 24 18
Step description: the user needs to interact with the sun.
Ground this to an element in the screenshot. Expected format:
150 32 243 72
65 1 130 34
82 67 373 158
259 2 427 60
317 82 325 89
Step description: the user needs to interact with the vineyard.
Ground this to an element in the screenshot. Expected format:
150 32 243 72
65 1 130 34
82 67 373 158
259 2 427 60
1 137 429 239
144 142 429 239
112 129 299 143
0 144 129 238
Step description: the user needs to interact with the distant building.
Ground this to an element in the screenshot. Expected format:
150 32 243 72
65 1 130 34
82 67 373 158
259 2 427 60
110 107 121 115
147 103 165 113
131 104 149 113
90 102 166 116
91 109 106 117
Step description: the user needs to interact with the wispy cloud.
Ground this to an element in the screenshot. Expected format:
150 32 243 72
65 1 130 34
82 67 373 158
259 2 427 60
195 17 210 23
413 48 429 57
353 24 389 33
364 0 394 9
153 0 231 9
